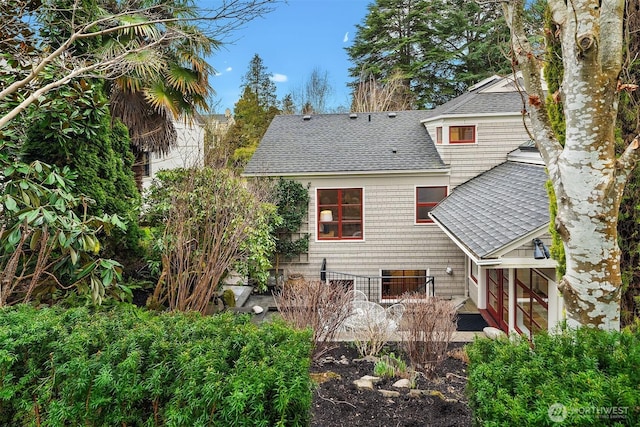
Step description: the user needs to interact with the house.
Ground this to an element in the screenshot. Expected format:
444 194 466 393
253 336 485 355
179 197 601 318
243 74 563 336
139 110 235 189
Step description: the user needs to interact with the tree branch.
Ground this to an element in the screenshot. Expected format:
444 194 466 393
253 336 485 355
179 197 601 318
502 0 562 167
600 0 625 73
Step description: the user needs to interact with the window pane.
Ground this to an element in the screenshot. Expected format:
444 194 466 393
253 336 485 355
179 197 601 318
342 189 361 204
450 126 475 143
436 127 442 144
318 189 338 205
417 206 433 220
417 186 447 203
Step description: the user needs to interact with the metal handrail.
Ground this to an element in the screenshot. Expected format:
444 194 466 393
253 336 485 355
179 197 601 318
320 269 435 303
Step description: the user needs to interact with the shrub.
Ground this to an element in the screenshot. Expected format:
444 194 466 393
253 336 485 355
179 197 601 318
466 326 640 426
400 293 457 378
0 304 313 426
144 168 279 313
274 279 352 359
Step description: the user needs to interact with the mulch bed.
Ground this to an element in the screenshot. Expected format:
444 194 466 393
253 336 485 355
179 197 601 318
310 342 473 427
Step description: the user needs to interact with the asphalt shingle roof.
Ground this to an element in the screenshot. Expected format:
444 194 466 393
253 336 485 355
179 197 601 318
243 110 447 175
430 161 550 259
428 76 525 117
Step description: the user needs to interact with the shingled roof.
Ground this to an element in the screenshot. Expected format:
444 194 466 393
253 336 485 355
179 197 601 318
243 110 447 176
429 160 549 259
427 74 526 117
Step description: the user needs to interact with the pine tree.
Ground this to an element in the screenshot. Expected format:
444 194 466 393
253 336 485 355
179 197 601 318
242 54 278 109
346 0 511 109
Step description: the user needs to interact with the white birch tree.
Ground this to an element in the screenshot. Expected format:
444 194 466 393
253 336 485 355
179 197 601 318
500 0 638 330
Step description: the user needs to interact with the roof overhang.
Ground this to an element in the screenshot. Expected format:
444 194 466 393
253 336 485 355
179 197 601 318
420 111 526 124
429 213 557 268
242 167 451 179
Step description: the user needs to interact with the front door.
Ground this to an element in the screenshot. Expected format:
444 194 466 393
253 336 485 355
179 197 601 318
486 269 509 331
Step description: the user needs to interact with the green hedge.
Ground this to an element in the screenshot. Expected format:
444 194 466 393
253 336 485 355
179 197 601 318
466 327 640 426
0 305 313 426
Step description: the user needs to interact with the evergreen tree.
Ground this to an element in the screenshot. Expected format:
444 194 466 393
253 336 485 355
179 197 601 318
21 80 142 260
224 87 279 168
281 94 296 114
346 0 511 109
242 54 278 109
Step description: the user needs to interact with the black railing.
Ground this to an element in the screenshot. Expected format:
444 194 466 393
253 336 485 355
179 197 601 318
321 270 435 303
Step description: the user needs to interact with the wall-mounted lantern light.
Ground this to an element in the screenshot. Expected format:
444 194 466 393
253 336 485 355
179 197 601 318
533 238 550 259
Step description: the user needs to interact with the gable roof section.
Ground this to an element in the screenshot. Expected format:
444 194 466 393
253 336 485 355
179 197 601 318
429 161 549 259
425 74 526 118
243 110 447 176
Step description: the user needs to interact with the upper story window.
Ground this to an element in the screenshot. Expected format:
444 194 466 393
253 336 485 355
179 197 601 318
449 125 476 144
436 127 442 144
416 186 447 223
317 188 363 240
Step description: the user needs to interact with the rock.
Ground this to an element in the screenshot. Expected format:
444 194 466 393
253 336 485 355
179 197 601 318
483 326 506 340
408 389 457 402
379 389 401 398
392 378 411 388
361 375 381 384
353 378 374 390
252 305 264 314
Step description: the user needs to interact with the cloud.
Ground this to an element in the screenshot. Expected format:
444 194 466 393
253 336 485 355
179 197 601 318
225 66 232 72
343 32 349 43
271 73 288 83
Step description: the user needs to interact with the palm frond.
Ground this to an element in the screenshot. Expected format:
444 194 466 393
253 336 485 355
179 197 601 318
144 81 181 118
109 87 176 155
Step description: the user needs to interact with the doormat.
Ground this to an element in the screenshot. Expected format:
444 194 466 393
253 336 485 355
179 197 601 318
456 313 489 331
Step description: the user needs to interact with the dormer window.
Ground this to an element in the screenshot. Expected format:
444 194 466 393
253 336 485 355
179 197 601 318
436 127 442 144
449 126 476 144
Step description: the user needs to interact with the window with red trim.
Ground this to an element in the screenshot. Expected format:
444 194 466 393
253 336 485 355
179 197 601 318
416 186 447 223
449 125 475 143
436 127 442 144
317 188 363 240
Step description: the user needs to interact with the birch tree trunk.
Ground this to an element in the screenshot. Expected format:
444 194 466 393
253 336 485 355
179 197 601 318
502 0 639 330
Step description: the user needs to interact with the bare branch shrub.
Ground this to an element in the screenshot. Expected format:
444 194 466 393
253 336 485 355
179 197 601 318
274 280 352 359
353 318 391 357
400 292 457 378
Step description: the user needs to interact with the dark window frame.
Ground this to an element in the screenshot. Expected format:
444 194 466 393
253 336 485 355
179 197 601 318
317 188 363 240
449 125 476 144
416 186 448 223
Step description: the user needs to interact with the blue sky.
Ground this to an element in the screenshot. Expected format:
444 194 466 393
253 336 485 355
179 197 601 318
206 0 371 113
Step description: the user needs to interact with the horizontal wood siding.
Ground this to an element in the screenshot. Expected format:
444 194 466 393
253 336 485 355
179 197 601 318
279 174 466 298
427 116 531 189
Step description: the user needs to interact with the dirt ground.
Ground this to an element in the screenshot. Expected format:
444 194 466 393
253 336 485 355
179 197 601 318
309 342 473 427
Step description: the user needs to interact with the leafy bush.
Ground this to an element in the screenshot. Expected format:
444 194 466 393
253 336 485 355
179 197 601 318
143 168 279 312
0 304 313 426
466 327 640 426
0 156 126 306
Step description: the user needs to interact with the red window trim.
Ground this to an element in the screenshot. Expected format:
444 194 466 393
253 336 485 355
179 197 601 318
416 186 447 224
317 188 363 240
449 125 476 144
